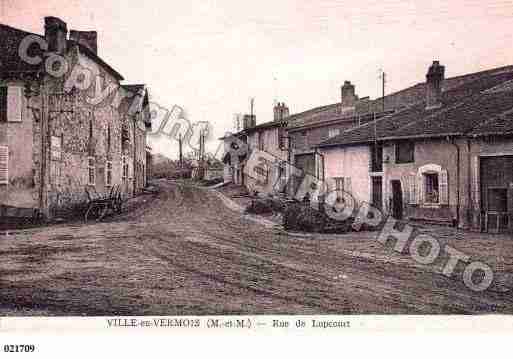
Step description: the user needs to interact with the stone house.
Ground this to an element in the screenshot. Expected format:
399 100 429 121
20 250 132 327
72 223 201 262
0 17 150 219
222 103 290 194
317 61 513 233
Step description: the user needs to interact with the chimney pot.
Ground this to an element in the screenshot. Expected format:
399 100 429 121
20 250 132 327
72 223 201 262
44 16 68 54
341 81 358 110
426 60 445 109
273 102 289 121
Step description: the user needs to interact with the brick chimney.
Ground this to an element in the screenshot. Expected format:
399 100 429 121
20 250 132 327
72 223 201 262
242 114 256 130
273 102 290 121
426 61 445 110
70 30 98 54
341 81 358 110
44 17 68 54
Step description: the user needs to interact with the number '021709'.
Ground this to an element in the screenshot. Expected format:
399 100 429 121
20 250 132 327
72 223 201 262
3 345 36 353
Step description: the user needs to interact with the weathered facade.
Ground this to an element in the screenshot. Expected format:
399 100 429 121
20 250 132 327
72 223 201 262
0 17 150 219
223 104 290 195
318 61 513 233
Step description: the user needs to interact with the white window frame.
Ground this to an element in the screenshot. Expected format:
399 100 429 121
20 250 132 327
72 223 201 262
0 145 8 185
87 156 96 186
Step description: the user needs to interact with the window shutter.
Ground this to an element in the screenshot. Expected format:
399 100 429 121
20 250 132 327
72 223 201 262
472 156 480 208
0 146 8 184
345 177 352 194
439 169 449 205
0 87 7 122
7 86 22 122
416 173 424 204
408 175 417 204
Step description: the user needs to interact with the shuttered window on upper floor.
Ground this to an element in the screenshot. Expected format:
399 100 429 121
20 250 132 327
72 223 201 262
0 87 7 122
0 145 8 184
0 86 23 122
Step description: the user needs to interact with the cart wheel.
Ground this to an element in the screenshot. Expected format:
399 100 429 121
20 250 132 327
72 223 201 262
85 204 98 222
97 204 109 221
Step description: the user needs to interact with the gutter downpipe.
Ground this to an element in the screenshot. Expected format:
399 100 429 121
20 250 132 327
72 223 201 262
449 136 460 228
467 137 473 230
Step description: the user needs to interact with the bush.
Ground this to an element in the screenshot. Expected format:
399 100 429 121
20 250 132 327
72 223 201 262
283 202 355 233
245 199 274 215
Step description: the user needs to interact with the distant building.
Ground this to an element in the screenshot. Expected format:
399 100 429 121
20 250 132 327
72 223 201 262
222 103 290 195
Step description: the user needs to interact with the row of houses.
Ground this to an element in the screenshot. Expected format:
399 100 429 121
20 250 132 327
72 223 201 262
223 61 513 233
0 16 152 219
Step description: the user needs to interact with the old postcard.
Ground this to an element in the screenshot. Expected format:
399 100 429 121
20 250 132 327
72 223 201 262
0 0 512 356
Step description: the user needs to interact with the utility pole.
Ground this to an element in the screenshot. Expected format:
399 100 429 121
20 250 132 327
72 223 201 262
380 70 386 113
178 133 183 167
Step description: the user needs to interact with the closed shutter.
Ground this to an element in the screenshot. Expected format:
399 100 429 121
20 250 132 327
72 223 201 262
0 146 8 184
439 169 449 205
472 156 480 208
0 87 7 122
408 175 417 204
7 86 22 122
416 173 424 204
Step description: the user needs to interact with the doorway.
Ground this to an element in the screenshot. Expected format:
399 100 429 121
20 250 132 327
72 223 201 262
480 156 513 233
391 180 403 219
371 176 383 210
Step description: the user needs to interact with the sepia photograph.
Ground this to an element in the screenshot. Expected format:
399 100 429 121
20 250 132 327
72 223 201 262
1 1 513 353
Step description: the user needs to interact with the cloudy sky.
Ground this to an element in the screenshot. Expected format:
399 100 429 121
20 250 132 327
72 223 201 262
2 0 513 157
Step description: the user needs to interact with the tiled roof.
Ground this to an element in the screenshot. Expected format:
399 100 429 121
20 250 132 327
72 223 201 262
288 64 513 130
318 69 513 147
0 23 124 81
0 24 43 74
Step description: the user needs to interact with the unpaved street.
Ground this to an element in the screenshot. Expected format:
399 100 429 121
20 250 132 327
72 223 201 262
1 180 512 315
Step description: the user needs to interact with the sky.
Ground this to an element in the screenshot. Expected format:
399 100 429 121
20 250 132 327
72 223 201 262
2 0 513 158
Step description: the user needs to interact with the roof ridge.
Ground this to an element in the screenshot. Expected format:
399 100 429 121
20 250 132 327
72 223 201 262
0 23 42 38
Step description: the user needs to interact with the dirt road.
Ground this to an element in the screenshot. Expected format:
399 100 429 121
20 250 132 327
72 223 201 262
1 180 512 315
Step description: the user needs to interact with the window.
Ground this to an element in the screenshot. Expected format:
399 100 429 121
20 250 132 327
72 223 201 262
328 128 340 138
424 173 439 203
51 135 62 161
370 143 383 172
1 87 22 122
396 141 414 163
106 161 113 186
122 156 129 181
334 177 345 191
0 87 7 122
107 125 111 152
333 177 352 193
87 157 96 186
278 127 286 149
258 132 265 151
0 145 8 184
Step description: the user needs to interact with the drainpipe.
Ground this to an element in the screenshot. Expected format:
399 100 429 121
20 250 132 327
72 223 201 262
132 114 137 196
467 138 473 228
449 136 460 227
